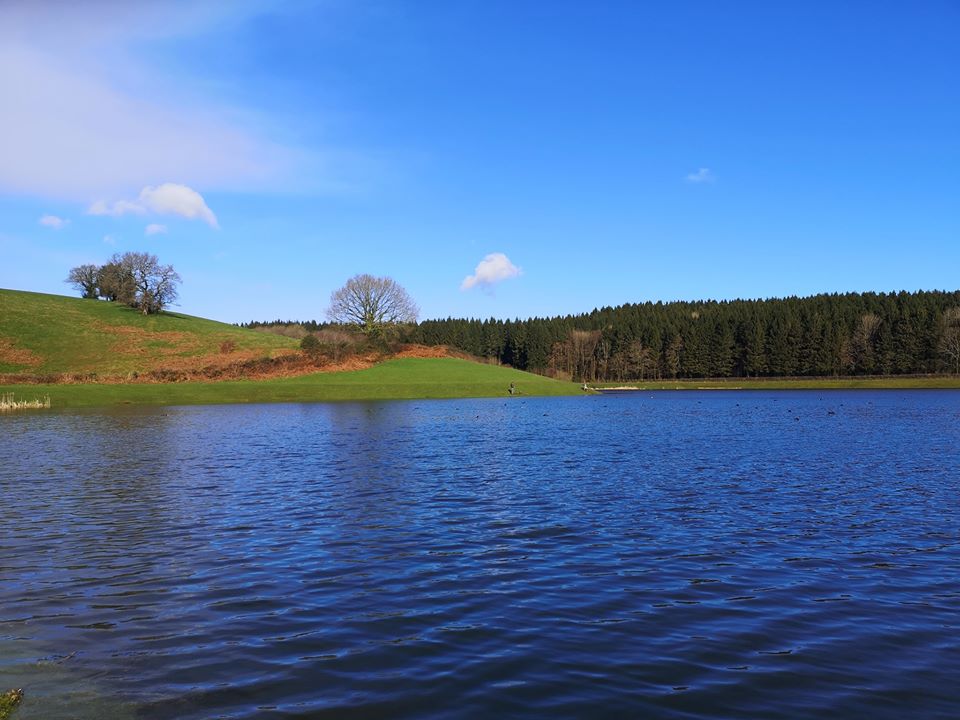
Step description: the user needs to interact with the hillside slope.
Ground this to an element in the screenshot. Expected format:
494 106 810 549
0 289 583 406
0 288 297 376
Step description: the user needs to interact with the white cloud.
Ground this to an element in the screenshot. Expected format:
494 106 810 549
88 199 144 217
141 185 218 227
103 234 117 245
686 167 715 184
39 214 68 229
461 252 522 291
0 2 329 201
145 223 168 236
89 183 219 228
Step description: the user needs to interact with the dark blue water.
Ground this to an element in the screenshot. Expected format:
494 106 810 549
1 391 959 719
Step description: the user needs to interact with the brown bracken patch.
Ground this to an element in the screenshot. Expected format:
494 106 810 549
0 344 465 385
394 344 462 359
92 321 204 361
312 353 379 374
0 337 42 368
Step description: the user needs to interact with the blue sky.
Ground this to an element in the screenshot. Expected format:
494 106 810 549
1 1 957 324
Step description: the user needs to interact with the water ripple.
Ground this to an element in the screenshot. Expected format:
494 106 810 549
2 391 959 718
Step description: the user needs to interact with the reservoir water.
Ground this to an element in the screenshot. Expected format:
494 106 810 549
1 391 959 718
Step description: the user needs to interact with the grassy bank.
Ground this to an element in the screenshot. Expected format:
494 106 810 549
0 358 582 408
593 376 960 390
0 288 295 375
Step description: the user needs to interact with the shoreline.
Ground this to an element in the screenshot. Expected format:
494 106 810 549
0 381 583 410
2 374 958 412
591 376 960 391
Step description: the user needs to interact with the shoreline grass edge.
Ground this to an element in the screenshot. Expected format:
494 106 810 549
3 372 958 412
0 358 583 409
591 376 960 391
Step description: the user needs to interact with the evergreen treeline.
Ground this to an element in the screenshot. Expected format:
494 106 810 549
412 291 960 381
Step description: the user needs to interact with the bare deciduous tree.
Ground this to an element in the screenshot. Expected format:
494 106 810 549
547 340 572 380
569 329 601 382
124 252 180 314
850 312 882 373
546 330 602 381
940 307 960 374
65 264 100 299
316 329 356 362
326 274 418 334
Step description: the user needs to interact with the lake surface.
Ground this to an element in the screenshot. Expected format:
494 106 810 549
1 391 959 719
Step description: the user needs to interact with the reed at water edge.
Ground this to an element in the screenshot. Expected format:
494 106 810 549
0 392 51 411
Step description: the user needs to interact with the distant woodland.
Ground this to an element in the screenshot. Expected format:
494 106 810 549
247 291 960 382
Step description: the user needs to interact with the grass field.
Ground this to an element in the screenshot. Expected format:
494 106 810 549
0 358 583 408
0 288 296 375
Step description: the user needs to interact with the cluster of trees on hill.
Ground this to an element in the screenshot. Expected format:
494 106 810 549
67 252 181 315
242 275 419 344
411 291 960 381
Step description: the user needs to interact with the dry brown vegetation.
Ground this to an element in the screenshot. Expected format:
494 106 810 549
0 392 50 410
395 344 471 360
0 344 463 385
0 338 42 368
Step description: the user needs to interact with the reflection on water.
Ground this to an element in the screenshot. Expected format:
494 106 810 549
2 392 960 719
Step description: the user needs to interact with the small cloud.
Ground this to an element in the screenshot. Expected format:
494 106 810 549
145 223 167 236
89 183 219 228
102 234 117 245
461 252 522 291
686 167 715 184
89 199 143 216
39 214 69 229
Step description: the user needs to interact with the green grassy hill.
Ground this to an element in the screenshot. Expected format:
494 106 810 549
1 357 582 408
0 289 582 407
0 288 296 375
